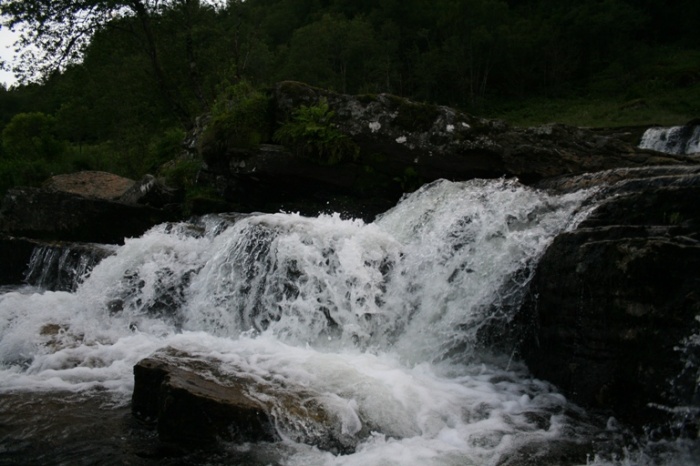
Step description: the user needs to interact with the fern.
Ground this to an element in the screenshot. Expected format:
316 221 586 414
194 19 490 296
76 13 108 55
274 99 358 165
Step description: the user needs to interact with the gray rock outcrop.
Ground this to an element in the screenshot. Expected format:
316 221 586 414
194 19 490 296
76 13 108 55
195 81 694 219
518 166 700 436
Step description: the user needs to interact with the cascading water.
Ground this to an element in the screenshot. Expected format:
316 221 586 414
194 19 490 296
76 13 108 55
639 124 700 155
0 179 695 465
23 242 117 292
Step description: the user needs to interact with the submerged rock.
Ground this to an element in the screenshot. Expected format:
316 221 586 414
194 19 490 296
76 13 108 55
520 167 700 436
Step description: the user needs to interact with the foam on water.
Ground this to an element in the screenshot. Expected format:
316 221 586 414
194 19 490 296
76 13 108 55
1 178 671 465
639 125 700 155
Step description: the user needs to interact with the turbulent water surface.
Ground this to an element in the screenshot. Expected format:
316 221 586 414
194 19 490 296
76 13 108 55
0 179 697 465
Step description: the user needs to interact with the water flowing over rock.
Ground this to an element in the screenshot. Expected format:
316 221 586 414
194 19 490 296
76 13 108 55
133 347 374 453
2 82 700 463
639 121 700 155
520 166 700 435
118 174 183 209
23 241 116 291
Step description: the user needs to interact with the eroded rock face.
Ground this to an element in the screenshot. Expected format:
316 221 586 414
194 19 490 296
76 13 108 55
519 167 700 435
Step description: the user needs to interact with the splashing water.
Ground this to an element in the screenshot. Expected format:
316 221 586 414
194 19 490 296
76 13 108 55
2 178 691 465
639 125 700 155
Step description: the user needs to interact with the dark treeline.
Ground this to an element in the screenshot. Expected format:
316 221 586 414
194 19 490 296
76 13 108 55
0 0 698 193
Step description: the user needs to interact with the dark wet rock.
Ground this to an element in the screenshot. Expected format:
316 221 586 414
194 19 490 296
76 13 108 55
519 169 700 435
496 439 594 466
119 174 183 209
132 352 277 447
132 348 370 453
0 236 40 285
0 187 176 244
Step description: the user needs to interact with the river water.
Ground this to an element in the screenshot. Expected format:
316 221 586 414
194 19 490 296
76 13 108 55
0 179 698 465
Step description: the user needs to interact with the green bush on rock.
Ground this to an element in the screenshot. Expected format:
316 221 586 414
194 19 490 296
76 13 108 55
274 98 358 165
198 81 271 169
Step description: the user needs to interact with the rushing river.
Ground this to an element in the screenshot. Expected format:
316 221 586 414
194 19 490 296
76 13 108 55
0 179 697 465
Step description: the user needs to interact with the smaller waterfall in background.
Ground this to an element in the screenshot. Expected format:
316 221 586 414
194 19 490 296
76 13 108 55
23 242 117 292
639 123 700 155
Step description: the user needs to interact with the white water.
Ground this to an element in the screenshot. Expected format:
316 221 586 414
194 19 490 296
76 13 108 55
0 178 688 465
639 125 700 155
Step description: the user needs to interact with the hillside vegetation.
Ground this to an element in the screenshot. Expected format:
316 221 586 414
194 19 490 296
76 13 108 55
0 0 698 195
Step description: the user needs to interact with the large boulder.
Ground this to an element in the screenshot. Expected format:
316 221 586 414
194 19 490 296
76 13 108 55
132 351 278 447
0 187 175 244
518 166 700 436
272 81 689 183
43 171 136 200
195 81 694 219
132 348 373 453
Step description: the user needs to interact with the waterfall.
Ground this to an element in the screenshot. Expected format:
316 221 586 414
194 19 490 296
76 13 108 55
1 178 693 465
639 124 700 155
23 242 117 291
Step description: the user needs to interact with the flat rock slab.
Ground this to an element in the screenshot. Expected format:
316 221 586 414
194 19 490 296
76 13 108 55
43 171 135 201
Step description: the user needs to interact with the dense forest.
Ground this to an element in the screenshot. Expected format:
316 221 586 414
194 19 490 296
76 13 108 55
0 0 699 195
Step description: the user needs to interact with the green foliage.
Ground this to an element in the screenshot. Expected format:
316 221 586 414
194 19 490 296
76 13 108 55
149 127 186 169
1 112 65 161
394 166 423 193
0 0 699 200
273 98 358 165
198 81 271 167
160 156 201 190
280 14 380 93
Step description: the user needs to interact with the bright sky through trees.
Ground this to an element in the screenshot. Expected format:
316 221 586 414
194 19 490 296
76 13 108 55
0 27 18 87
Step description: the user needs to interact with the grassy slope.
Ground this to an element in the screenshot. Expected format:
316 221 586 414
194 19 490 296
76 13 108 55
486 48 700 128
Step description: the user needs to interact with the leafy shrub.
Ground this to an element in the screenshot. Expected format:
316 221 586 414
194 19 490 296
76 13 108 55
273 98 358 165
198 81 271 168
148 127 186 170
159 156 201 190
1 112 66 161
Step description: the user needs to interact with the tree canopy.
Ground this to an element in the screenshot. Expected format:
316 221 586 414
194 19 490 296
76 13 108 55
0 0 698 193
